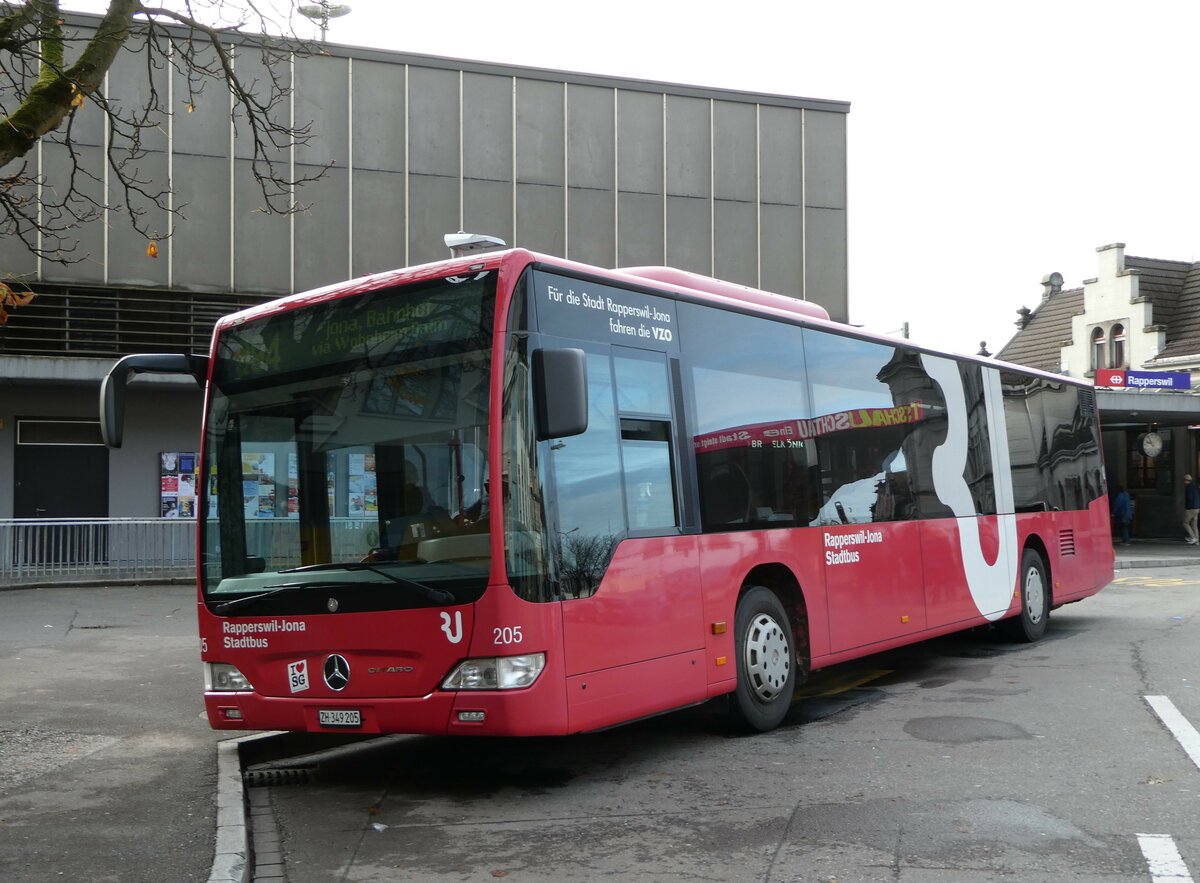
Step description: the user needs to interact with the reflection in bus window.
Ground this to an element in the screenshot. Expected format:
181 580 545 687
803 332 949 523
549 345 623 599
682 304 816 531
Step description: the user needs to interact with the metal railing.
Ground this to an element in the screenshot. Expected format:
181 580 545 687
0 518 197 587
0 517 381 587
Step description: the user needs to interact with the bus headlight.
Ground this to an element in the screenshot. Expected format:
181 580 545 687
205 662 254 692
441 653 545 690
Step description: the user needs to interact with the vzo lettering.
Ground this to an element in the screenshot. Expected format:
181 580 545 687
440 611 463 644
652 327 672 341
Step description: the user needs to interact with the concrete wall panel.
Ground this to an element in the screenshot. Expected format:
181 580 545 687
618 91 662 196
464 178 514 249
464 73 513 183
568 85 615 191
294 55 349 168
760 106 802 206
713 101 756 203
352 169 407 276
517 79 564 186
714 199 757 287
39 143 106 285
568 187 615 268
618 191 663 268
517 183 565 256
804 110 847 210
666 96 709 199
805 206 848 322
665 195 711 276
234 159 290 295
351 60 406 172
295 166 350 290
408 67 459 178
760 203 803 298
408 174 458 265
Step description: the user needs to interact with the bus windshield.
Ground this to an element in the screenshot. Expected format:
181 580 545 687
201 271 496 613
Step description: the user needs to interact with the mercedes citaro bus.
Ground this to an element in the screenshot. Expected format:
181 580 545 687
100 241 1113 736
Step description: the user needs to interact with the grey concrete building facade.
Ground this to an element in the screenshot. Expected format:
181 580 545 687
0 13 849 523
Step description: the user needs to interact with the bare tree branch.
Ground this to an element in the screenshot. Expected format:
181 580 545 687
0 1 327 266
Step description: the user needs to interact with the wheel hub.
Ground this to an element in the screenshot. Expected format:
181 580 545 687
744 612 791 702
1025 565 1045 624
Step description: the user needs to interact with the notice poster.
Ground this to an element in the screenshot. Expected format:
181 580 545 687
161 452 199 519
344 452 378 518
242 452 277 518
207 464 219 518
287 454 300 518
347 453 367 517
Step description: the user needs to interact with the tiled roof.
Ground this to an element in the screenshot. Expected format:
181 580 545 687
1151 261 1200 360
995 287 1083 374
997 253 1200 372
1125 255 1190 330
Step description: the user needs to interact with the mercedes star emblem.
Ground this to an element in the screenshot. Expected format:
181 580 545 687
323 654 350 691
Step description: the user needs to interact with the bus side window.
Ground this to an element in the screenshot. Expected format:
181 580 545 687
620 419 677 530
614 350 679 532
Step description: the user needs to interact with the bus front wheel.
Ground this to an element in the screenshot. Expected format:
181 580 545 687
1001 548 1049 643
729 586 795 732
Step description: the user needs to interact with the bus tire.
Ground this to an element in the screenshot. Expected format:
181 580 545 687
1001 548 1049 643
729 586 795 732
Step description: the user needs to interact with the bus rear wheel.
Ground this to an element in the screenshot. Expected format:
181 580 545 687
1001 548 1049 643
729 586 795 732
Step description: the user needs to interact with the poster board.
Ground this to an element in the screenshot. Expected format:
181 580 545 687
160 452 198 518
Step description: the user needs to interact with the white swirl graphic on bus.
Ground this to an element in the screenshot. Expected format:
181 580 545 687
921 355 1017 620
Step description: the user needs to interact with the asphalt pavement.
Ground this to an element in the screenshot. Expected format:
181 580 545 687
0 538 1195 883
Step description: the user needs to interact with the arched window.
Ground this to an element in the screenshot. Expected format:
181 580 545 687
1091 327 1107 371
1110 324 1126 368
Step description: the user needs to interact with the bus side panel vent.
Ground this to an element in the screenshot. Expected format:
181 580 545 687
1059 529 1076 557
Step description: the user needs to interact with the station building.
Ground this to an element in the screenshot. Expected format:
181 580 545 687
0 12 849 524
997 242 1200 539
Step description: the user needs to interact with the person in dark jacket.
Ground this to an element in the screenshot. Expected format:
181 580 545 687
1112 486 1133 546
1184 475 1200 545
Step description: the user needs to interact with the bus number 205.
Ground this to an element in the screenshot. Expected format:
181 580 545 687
494 626 523 645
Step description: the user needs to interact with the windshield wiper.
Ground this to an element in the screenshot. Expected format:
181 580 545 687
276 561 456 605
212 583 311 615
212 563 454 615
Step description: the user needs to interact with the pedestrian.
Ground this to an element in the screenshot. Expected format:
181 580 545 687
1184 475 1200 545
1112 485 1133 546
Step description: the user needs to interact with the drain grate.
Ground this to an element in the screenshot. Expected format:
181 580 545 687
243 767 311 787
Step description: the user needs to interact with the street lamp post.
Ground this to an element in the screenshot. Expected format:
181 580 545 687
297 1 352 41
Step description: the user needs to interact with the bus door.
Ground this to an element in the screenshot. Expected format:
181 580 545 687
550 344 705 722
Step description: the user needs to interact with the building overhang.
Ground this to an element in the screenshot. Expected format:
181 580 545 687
0 355 199 388
1096 388 1200 429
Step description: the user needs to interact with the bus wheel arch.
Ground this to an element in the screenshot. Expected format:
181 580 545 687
728 565 809 733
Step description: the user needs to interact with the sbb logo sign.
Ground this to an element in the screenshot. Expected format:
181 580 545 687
1096 369 1127 387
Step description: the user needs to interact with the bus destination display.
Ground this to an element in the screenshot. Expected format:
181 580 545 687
532 270 679 352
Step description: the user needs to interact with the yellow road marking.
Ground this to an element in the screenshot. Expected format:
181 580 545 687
1114 576 1200 588
796 668 893 698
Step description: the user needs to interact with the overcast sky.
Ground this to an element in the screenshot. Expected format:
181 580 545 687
65 1 1200 357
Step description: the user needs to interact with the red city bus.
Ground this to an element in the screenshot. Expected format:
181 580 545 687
100 245 1113 735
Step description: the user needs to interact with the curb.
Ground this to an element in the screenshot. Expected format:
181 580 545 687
208 740 249 883
209 732 284 883
1115 557 1199 570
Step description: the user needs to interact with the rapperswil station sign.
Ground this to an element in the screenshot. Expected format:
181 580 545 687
1095 369 1192 390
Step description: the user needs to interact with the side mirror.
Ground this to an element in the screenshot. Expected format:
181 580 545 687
532 348 588 441
100 353 208 448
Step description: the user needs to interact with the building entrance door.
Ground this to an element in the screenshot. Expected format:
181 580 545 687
13 420 109 518
12 420 110 566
